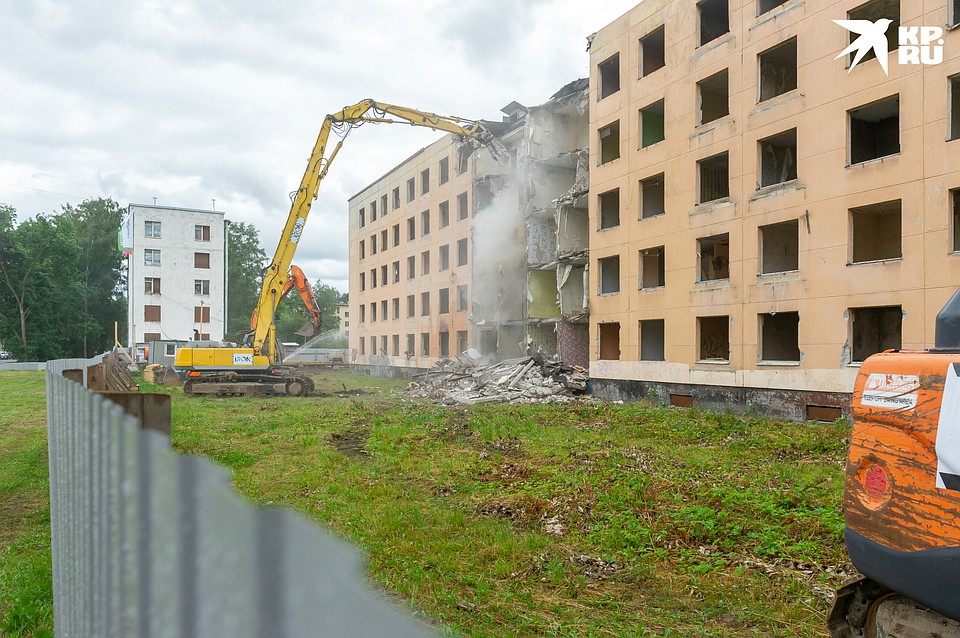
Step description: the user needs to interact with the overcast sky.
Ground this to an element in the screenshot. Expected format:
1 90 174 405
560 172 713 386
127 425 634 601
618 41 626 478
0 0 638 293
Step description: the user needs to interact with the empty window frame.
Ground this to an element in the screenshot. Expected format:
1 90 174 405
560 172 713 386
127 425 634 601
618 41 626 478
698 0 729 46
421 210 430 236
381 194 388 217
850 306 902 362
846 0 899 66
759 220 799 274
954 0 960 26
640 319 665 361
698 315 730 362
457 330 468 354
640 99 665 147
437 331 450 357
194 279 210 295
758 128 798 187
392 260 400 283
380 264 388 286
406 333 415 355
439 201 450 228
439 288 450 314
599 255 621 294
439 157 449 184
144 249 161 266
950 75 960 141
370 234 377 255
195 225 210 241
359 208 365 228
599 188 621 230
392 334 400 357
144 277 161 294
599 323 621 360
393 297 400 320
698 234 730 281
359 271 366 292
407 294 416 317
393 224 400 247
370 268 377 288
457 238 468 266
407 178 416 202
359 240 365 260
953 189 960 252
421 333 430 357
758 38 797 102
850 200 902 263
359 337 365 355
457 192 469 220
599 120 621 164
439 244 450 271
421 250 431 275
758 0 790 14
392 187 401 210
639 246 666 289
370 200 377 221
760 311 800 362
381 229 388 252
849 95 900 164
421 169 430 195
421 291 430 316
371 302 377 322
407 217 416 241
381 300 388 322
640 26 665 77
698 70 729 125
144 305 161 322
598 53 621 99
698 152 730 203
407 255 416 279
381 335 387 355
457 284 468 311
144 220 161 238
194 252 210 269
640 173 665 219
359 305 365 323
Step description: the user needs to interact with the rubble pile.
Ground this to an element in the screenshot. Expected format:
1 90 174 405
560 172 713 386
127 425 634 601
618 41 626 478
407 352 588 405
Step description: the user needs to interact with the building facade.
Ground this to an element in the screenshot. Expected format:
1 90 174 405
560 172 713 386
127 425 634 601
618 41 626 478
124 204 227 359
587 0 960 418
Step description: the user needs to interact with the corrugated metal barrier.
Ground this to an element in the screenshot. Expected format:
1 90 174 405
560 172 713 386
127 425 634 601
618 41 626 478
45 357 434 637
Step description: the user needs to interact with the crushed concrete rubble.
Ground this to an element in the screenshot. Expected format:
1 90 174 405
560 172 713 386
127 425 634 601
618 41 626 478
407 350 588 405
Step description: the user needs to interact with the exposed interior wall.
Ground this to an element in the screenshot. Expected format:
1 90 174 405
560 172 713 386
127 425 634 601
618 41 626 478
526 213 557 265
557 322 589 368
558 264 587 316
558 207 589 257
760 312 801 362
528 270 561 318
527 323 558 357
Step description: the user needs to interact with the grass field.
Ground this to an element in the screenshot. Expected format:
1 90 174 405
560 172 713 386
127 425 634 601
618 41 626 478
0 369 852 637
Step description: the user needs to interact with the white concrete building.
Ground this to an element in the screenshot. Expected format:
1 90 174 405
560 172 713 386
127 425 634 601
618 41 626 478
123 204 227 358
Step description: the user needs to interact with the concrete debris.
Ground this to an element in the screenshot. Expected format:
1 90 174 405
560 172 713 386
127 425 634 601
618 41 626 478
407 354 588 405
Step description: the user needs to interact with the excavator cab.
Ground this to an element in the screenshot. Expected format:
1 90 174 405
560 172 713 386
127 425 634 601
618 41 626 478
828 292 960 636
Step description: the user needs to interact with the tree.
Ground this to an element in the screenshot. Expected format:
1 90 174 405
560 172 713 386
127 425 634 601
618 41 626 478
312 281 344 332
226 221 267 340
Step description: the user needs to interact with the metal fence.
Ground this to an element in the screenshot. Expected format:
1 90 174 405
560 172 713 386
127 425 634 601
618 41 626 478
46 357 434 637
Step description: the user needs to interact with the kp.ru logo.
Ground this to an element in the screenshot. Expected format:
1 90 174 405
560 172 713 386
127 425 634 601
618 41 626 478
834 19 944 74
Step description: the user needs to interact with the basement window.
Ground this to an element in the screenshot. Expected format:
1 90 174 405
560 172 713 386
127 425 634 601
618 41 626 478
407 178 416 202
599 188 621 230
846 0 899 66
698 316 729 362
640 173 665 219
439 157 449 185
599 255 621 294
758 0 790 14
640 26 666 77
639 246 665 289
421 169 430 195
439 201 450 228
598 53 621 99
760 311 800 362
599 121 621 164
851 305 902 362
640 99 665 148
759 220 799 274
640 319 665 361
698 70 729 125
950 75 960 141
758 128 798 188
698 0 729 46
392 187 400 210
698 234 730 281
850 200 901 263
758 38 797 102
952 189 960 252
407 294 415 317
849 95 900 164
599 323 621 360
439 244 450 271
698 152 730 203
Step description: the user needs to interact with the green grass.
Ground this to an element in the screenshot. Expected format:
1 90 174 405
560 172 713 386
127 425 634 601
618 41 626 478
0 369 852 637
0 371 53 637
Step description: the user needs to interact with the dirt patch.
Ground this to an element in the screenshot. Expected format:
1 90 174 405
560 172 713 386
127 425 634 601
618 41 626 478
482 436 523 456
477 461 532 483
330 427 369 457
0 490 47 546
474 495 549 525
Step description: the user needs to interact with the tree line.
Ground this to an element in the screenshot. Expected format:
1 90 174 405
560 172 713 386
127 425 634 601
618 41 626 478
0 199 345 361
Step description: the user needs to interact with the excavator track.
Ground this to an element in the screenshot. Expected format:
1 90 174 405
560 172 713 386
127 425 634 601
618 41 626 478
183 372 314 397
829 578 960 637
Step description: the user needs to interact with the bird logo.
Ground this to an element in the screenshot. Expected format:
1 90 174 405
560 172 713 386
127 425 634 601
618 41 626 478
833 18 894 74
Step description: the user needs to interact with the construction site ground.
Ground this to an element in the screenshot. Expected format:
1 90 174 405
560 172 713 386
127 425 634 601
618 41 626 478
1 369 853 637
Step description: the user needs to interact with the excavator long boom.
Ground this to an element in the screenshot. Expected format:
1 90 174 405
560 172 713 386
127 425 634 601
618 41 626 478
252 99 509 364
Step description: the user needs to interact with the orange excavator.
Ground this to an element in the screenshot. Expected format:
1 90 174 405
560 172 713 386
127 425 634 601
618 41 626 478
248 265 323 339
828 292 960 636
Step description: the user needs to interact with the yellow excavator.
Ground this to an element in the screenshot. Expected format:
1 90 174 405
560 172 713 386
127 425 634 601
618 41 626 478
173 99 508 396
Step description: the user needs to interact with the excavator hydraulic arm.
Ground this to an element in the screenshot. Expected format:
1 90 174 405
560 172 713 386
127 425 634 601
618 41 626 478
249 265 323 338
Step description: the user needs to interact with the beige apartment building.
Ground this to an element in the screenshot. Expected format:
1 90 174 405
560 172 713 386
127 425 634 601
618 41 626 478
587 0 960 418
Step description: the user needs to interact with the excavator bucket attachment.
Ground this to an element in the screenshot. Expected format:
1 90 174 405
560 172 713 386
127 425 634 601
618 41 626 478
295 320 321 338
